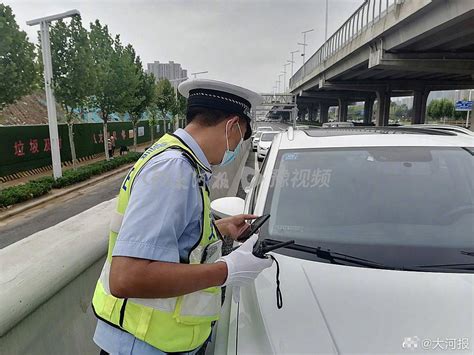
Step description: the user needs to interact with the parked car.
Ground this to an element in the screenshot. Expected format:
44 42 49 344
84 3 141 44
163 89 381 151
211 126 474 354
322 122 354 128
257 131 279 161
252 127 275 151
252 131 263 151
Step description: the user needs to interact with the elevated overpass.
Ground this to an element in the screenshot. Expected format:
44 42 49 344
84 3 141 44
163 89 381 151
289 0 474 126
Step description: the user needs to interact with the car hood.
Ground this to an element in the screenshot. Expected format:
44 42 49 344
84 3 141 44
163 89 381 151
237 254 474 354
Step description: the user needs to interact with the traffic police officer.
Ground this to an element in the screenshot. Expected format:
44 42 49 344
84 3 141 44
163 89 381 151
92 79 273 354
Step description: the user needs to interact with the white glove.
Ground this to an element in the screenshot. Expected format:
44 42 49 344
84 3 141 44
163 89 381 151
216 235 273 302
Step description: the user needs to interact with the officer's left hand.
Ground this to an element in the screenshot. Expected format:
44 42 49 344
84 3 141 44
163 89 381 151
215 214 257 240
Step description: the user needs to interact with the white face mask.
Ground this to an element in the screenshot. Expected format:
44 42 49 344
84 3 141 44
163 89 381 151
218 120 243 167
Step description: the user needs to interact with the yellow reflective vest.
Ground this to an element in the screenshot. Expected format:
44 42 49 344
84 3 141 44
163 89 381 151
92 133 221 352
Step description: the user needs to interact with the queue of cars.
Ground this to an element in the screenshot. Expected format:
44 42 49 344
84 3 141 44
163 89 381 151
252 126 273 151
212 124 474 354
257 131 279 162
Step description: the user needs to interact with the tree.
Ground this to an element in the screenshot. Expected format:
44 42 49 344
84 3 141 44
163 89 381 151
428 98 455 122
394 103 409 119
439 99 454 120
89 21 139 159
0 4 37 109
49 16 96 168
147 103 160 143
155 78 176 131
428 100 441 120
128 54 156 151
174 92 187 129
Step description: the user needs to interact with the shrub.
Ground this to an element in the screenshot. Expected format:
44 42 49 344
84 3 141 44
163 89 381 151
0 177 54 207
0 152 141 208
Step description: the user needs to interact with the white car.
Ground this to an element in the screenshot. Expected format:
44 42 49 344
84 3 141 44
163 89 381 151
212 126 474 354
257 131 279 162
252 131 263 151
252 127 275 151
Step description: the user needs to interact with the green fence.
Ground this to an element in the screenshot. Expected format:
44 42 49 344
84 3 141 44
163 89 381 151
0 118 186 177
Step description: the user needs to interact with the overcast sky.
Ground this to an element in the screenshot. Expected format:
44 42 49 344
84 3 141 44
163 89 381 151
6 0 363 93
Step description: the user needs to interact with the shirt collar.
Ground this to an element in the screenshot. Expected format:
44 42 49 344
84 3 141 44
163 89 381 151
173 128 212 173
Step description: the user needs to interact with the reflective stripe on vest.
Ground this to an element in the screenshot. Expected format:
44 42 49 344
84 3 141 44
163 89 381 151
92 134 221 353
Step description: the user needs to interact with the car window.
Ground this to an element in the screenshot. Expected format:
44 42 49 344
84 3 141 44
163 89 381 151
261 132 278 142
260 146 474 270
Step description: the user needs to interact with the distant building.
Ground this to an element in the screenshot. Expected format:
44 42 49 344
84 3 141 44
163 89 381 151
146 61 188 89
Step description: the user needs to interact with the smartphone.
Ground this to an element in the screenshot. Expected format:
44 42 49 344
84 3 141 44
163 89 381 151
236 214 270 242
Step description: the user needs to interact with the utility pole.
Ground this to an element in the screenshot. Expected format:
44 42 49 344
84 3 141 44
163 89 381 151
27 9 81 180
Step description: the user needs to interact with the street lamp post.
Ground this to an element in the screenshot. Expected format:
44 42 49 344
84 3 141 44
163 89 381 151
282 63 290 93
278 74 284 94
325 0 329 42
298 29 314 66
169 77 189 130
298 29 314 80
288 50 299 77
467 89 472 129
27 10 80 179
191 71 208 79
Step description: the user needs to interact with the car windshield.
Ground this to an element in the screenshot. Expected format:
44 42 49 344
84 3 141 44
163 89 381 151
261 132 278 142
260 147 474 271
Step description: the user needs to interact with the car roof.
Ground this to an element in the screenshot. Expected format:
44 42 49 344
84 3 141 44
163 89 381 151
409 124 474 136
276 127 474 149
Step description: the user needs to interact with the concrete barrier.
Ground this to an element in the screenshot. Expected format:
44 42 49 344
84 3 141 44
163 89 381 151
0 199 113 354
0 144 250 354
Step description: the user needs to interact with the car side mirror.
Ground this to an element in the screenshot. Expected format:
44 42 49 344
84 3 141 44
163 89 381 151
210 197 245 219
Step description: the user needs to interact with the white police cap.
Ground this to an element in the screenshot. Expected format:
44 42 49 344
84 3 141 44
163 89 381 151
178 79 263 140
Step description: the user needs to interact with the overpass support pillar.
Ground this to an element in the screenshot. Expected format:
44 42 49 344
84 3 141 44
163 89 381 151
364 98 374 124
376 90 391 126
308 104 317 121
338 98 348 122
412 89 429 124
319 103 329 123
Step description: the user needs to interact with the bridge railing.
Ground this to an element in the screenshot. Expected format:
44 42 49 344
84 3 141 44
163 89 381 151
290 0 398 89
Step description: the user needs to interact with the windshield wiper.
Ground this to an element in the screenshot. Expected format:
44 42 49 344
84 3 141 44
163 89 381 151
413 263 474 270
413 251 474 270
263 238 397 270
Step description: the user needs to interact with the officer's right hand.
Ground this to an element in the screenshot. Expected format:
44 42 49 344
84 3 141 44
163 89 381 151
216 235 273 288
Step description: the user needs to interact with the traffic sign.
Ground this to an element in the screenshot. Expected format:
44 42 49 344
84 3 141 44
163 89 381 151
455 100 473 111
